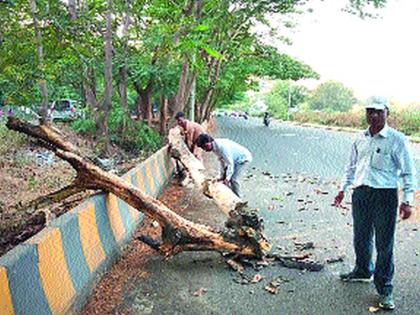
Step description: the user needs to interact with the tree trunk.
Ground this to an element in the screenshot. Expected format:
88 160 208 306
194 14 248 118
184 69 197 112
197 57 222 122
29 0 49 122
133 81 153 126
170 62 197 118
67 0 77 20
171 62 189 116
198 88 214 123
84 67 98 110
140 84 153 126
144 90 152 126
6 117 270 258
98 0 113 144
204 91 219 121
117 0 131 133
160 97 168 136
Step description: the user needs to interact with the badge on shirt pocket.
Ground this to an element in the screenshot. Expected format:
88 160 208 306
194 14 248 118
371 147 393 171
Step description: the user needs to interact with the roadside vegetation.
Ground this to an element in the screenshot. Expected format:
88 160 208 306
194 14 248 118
292 106 420 137
70 104 162 155
226 79 420 137
0 0 322 156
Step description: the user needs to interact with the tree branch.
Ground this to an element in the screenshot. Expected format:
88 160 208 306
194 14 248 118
6 117 270 258
15 182 86 213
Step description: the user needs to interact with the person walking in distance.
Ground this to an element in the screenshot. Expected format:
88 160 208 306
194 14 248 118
195 133 252 198
333 96 417 310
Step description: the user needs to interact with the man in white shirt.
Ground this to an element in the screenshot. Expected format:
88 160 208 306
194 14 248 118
334 96 417 310
195 133 252 198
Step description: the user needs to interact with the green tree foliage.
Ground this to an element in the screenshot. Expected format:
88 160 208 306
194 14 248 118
249 45 319 81
264 80 309 120
108 103 161 153
309 80 356 112
0 0 388 136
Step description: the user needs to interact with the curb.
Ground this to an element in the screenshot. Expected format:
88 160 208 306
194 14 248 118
0 146 175 315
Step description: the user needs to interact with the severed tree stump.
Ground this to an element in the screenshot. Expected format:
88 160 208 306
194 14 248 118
6 117 270 258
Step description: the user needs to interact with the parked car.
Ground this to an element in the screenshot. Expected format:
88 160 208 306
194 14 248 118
229 111 239 118
227 111 249 119
48 99 84 121
238 111 249 119
213 110 226 117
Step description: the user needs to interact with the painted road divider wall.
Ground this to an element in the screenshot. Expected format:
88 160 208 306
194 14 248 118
0 146 175 315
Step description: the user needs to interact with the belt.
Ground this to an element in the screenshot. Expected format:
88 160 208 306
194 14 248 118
357 185 397 192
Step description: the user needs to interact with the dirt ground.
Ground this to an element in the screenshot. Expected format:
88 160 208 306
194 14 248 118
0 122 149 256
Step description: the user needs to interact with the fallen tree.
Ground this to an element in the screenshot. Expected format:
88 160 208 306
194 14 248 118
167 127 247 216
6 117 270 258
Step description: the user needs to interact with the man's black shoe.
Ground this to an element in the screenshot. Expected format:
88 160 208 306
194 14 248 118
339 270 372 283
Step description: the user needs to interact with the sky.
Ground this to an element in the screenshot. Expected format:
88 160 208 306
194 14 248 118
264 0 420 103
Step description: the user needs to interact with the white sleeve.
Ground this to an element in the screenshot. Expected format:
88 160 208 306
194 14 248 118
340 141 357 192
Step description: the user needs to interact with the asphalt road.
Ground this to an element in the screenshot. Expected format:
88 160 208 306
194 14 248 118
107 117 420 315
214 116 420 184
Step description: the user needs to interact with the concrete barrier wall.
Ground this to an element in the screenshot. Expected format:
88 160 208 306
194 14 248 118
0 146 175 315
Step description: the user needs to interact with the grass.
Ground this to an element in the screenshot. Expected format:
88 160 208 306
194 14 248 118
0 120 27 156
291 107 420 137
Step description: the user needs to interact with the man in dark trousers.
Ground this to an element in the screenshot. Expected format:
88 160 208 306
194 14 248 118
195 133 252 198
334 96 417 310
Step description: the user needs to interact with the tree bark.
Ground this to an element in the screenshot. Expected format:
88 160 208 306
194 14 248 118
171 62 189 115
67 0 77 20
29 0 49 122
202 88 220 122
170 62 198 118
84 67 98 110
204 95 217 121
16 183 85 213
160 97 168 136
198 88 214 123
98 0 113 144
6 117 270 258
197 57 222 122
144 85 153 126
117 0 131 133
134 81 153 126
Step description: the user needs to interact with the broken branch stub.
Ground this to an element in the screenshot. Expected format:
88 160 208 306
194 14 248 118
6 117 270 258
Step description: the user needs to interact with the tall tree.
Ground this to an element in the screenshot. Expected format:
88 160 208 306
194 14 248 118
99 0 114 144
265 80 310 119
116 0 131 132
309 80 356 112
29 0 49 121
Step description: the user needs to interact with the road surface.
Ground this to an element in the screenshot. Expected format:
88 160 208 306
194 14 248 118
86 117 420 315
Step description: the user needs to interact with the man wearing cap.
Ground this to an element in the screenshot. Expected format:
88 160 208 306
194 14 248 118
195 133 252 198
333 96 417 310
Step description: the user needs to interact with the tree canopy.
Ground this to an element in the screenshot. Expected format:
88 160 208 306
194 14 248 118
0 0 388 143
309 80 356 112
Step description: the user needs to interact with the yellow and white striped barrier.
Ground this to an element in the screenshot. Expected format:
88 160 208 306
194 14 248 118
0 146 175 315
